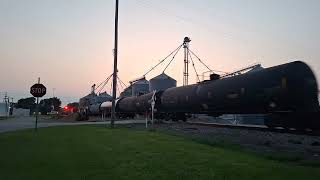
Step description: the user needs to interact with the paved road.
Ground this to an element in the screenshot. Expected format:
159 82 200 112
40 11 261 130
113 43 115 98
0 116 145 133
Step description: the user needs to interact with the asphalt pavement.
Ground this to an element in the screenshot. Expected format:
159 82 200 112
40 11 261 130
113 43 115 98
0 116 145 133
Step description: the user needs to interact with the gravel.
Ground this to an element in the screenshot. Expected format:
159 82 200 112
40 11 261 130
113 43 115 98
151 122 320 161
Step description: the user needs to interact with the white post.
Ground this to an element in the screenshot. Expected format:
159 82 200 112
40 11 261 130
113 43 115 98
151 107 154 125
151 100 155 126
151 90 156 125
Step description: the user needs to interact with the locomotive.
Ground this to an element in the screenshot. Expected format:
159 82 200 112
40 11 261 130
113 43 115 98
84 61 320 130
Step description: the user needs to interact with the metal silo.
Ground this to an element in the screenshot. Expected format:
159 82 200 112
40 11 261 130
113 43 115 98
131 79 150 96
95 92 112 103
120 86 132 97
149 73 177 92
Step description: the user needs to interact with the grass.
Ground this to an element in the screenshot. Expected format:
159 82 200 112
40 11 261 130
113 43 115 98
160 129 315 164
0 125 319 180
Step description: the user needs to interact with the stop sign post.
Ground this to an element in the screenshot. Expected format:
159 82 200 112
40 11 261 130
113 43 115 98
30 77 46 131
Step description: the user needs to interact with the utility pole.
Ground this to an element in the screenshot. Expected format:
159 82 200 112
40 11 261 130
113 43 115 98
183 37 191 86
111 0 119 128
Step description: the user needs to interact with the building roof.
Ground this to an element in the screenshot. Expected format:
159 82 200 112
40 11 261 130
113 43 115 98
150 73 176 82
133 79 149 85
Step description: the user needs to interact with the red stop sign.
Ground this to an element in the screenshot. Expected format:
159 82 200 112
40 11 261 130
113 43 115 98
30 84 47 97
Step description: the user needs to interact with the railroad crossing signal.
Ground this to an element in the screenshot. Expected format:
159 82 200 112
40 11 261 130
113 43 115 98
30 83 47 97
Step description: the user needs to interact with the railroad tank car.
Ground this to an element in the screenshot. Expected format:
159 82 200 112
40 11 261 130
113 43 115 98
100 101 113 116
135 91 164 112
116 96 138 118
159 84 201 113
99 100 122 117
134 93 153 112
83 61 319 129
203 61 318 113
159 61 320 129
117 93 154 113
117 97 137 113
160 61 319 113
115 97 137 118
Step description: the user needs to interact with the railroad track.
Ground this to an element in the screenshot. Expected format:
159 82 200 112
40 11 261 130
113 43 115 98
186 121 320 136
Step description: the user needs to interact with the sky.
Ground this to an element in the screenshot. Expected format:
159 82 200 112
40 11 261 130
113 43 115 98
0 0 320 105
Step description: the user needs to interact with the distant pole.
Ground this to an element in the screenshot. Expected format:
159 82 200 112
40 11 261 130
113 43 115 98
35 77 40 131
4 92 8 119
111 0 119 128
52 88 55 97
151 90 156 126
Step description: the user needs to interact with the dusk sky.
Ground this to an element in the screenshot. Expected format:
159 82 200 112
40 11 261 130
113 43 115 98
1 0 319 104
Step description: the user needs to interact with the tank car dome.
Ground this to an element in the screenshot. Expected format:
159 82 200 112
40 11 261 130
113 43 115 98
248 65 264 73
149 73 177 92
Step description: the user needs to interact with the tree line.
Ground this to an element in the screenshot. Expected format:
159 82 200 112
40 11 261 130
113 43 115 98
15 97 79 115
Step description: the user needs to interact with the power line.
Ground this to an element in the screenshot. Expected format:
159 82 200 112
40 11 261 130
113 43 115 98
97 74 113 94
162 45 183 73
188 50 200 82
140 38 228 85
117 76 127 89
187 47 212 71
188 47 228 74
143 44 183 77
96 74 113 91
117 78 124 90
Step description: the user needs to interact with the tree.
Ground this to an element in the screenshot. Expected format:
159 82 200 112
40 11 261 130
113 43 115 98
39 97 62 115
15 97 36 109
50 97 62 111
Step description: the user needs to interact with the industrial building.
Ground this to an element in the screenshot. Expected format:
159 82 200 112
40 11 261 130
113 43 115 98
119 74 177 98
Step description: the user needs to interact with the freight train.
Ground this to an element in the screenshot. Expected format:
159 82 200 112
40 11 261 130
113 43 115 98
80 61 320 130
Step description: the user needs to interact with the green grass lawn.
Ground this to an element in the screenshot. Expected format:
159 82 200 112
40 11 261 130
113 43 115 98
0 125 319 180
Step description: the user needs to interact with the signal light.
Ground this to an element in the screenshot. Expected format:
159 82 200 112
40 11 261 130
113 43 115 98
63 106 69 110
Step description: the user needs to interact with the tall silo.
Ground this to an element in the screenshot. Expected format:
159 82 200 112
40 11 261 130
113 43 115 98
131 79 150 96
95 92 112 104
120 86 132 97
149 73 177 92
